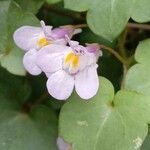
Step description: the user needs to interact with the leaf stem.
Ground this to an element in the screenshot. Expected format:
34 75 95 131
99 45 127 65
117 28 128 58
32 92 49 106
73 24 88 28
121 64 128 89
73 22 150 30
127 23 150 30
21 92 49 113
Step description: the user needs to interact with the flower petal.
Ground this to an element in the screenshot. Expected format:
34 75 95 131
73 28 82 35
45 72 52 78
51 27 72 39
47 70 74 100
23 49 42 75
54 39 67 45
79 53 97 71
40 20 53 37
13 26 43 51
37 44 71 73
51 26 82 40
57 137 72 150
37 52 63 74
75 64 99 100
38 44 71 54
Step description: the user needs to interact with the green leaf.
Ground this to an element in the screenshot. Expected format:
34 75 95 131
0 48 26 75
59 78 150 150
0 0 39 76
64 0 133 41
78 28 115 47
0 67 31 103
141 126 150 150
131 0 150 23
14 0 45 14
125 39 150 95
0 71 58 149
0 104 58 150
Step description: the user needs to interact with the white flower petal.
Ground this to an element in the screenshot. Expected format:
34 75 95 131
23 49 42 75
45 72 52 78
73 28 82 35
13 26 43 51
38 44 71 54
75 64 99 100
47 70 74 100
57 137 72 150
37 44 71 73
37 52 63 73
79 53 97 71
54 39 67 45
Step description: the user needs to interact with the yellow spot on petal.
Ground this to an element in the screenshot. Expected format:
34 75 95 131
72 55 79 68
64 52 79 68
65 53 73 64
37 37 50 47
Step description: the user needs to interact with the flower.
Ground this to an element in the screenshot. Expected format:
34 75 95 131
37 37 102 100
13 21 81 75
57 137 72 150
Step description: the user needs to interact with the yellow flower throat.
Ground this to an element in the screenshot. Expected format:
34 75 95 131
64 52 79 68
37 37 49 47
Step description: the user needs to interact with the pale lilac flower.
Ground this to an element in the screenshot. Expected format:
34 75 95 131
37 37 102 100
13 21 81 75
57 137 72 150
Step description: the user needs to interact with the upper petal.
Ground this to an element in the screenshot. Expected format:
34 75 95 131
51 26 82 40
53 39 67 45
13 26 43 51
75 64 99 100
37 52 63 74
23 49 42 75
46 70 74 100
79 53 97 71
38 44 71 54
57 137 72 150
37 44 71 73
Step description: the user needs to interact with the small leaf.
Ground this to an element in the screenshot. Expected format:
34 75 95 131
131 0 150 23
59 78 150 150
125 39 150 95
64 0 133 41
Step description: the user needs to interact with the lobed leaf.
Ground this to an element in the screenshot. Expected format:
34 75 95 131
59 78 150 150
64 0 133 41
125 39 150 95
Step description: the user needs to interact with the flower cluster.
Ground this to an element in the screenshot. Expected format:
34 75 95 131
13 21 102 100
